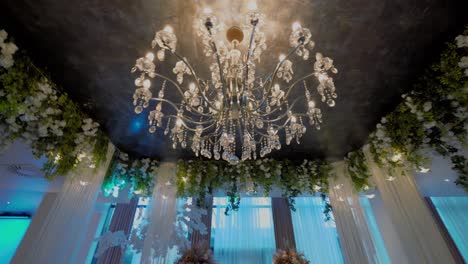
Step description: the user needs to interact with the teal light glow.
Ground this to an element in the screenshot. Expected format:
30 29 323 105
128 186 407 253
360 196 391 264
291 197 344 263
0 217 31 263
430 197 468 262
211 197 276 264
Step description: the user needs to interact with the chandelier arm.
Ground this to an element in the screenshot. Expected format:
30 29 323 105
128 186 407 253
262 98 303 123
164 115 198 132
153 73 212 117
283 73 316 98
269 113 308 131
170 51 222 112
150 98 216 126
165 114 217 132
250 44 303 113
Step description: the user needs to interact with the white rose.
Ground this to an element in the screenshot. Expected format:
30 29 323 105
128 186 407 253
459 57 468 68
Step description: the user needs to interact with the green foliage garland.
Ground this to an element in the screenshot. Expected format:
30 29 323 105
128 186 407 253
345 149 372 192
176 159 332 217
366 26 468 189
0 30 109 178
101 152 158 197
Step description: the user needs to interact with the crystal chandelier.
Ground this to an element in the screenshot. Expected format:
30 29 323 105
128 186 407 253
131 2 338 164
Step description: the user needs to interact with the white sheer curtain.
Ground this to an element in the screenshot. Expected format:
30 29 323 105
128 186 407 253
328 161 379 264
291 197 344 264
360 196 391 264
364 148 455 264
11 143 115 264
430 197 468 262
211 197 276 264
141 162 179 264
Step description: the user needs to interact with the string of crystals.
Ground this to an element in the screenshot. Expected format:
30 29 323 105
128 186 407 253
130 1 339 165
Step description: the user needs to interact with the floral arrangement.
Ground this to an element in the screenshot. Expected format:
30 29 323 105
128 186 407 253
176 159 332 216
273 249 310 264
366 26 467 189
0 28 109 178
101 151 157 197
175 243 216 264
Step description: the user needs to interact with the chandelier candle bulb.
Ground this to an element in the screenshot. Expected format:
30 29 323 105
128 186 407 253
163 25 173 33
130 5 339 163
145 52 155 61
143 79 151 89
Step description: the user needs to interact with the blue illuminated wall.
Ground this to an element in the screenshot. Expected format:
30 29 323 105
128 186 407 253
0 217 31 263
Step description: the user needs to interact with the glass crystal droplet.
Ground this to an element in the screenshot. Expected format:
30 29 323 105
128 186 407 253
255 119 264 129
214 151 221 160
149 126 156 133
181 141 187 148
327 99 335 107
157 49 165 61
135 106 143 114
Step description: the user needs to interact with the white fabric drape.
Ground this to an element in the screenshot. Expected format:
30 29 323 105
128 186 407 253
430 197 468 262
141 162 179 264
291 197 344 264
212 197 276 264
364 148 456 264
12 143 115 264
328 161 380 264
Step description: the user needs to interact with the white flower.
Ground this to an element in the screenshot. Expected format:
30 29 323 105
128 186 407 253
455 35 468 48
2 42 18 55
458 56 468 68
423 102 432 112
423 121 436 129
0 30 7 42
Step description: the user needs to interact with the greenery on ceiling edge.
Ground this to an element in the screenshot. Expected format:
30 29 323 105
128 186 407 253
1 25 467 215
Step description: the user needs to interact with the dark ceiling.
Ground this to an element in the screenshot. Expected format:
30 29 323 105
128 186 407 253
0 0 466 161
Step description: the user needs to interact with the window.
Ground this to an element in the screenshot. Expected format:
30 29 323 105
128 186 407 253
211 197 276 264
360 196 391 264
0 216 31 263
291 197 344 263
430 197 468 262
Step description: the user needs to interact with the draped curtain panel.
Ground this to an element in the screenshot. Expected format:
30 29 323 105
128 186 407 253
359 197 391 264
97 197 139 264
328 161 380 264
291 197 344 264
12 143 115 264
141 162 179 264
211 197 276 264
364 148 456 264
190 196 213 247
271 197 297 250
